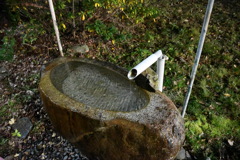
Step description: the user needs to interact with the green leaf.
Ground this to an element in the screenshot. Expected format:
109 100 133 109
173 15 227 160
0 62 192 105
12 129 22 137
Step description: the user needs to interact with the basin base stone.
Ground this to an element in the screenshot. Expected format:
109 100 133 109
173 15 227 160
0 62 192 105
74 119 177 160
39 57 185 160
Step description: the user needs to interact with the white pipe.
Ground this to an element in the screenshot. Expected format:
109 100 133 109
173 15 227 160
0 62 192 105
128 50 163 80
48 0 64 57
157 56 166 92
182 0 214 118
128 50 167 92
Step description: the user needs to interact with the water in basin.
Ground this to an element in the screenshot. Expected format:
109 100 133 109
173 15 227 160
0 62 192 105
50 61 149 112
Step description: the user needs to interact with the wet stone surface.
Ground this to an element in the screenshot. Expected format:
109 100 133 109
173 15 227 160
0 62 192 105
53 62 148 112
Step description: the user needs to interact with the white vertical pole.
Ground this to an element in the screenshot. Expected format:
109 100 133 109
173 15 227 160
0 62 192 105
182 0 214 117
48 0 64 57
157 56 166 92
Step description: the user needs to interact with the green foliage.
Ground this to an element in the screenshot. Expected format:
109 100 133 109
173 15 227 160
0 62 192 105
22 22 46 45
0 104 8 118
31 121 45 134
0 138 8 146
86 20 117 40
86 20 132 42
185 114 240 153
0 35 16 61
0 137 8 154
0 20 45 61
210 115 240 137
12 129 21 137
81 0 160 23
0 100 19 123
199 79 210 97
130 48 152 65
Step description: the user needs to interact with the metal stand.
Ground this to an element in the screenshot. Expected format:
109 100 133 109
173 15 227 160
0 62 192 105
182 0 215 117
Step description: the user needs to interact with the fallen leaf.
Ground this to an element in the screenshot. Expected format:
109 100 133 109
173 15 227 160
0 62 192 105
228 139 234 146
209 105 215 110
112 40 115 44
173 81 177 86
52 132 56 137
62 23 66 30
224 93 231 97
9 118 16 125
81 14 85 21
95 3 100 7
14 153 19 157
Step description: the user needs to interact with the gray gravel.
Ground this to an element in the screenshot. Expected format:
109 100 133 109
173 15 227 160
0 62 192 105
0 54 89 160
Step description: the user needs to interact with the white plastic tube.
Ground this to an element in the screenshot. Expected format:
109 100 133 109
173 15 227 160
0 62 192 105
128 50 163 80
157 56 166 92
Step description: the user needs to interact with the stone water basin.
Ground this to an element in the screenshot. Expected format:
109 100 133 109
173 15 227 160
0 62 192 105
39 57 185 160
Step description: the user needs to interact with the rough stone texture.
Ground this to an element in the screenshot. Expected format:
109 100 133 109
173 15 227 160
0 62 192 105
12 117 33 139
39 57 185 160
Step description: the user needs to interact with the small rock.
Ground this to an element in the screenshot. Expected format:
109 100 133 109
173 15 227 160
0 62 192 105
176 147 192 160
0 66 7 73
63 155 68 160
12 117 33 139
52 132 56 137
26 90 34 96
176 147 186 160
67 44 89 54
40 65 46 78
186 150 191 160
24 150 30 156
0 66 8 80
75 154 80 158
37 144 43 150
21 156 26 160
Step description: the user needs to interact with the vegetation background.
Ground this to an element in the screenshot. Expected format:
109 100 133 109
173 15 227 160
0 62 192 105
0 0 239 159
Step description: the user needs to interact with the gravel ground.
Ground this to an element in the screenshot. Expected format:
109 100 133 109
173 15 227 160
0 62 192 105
0 53 89 160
